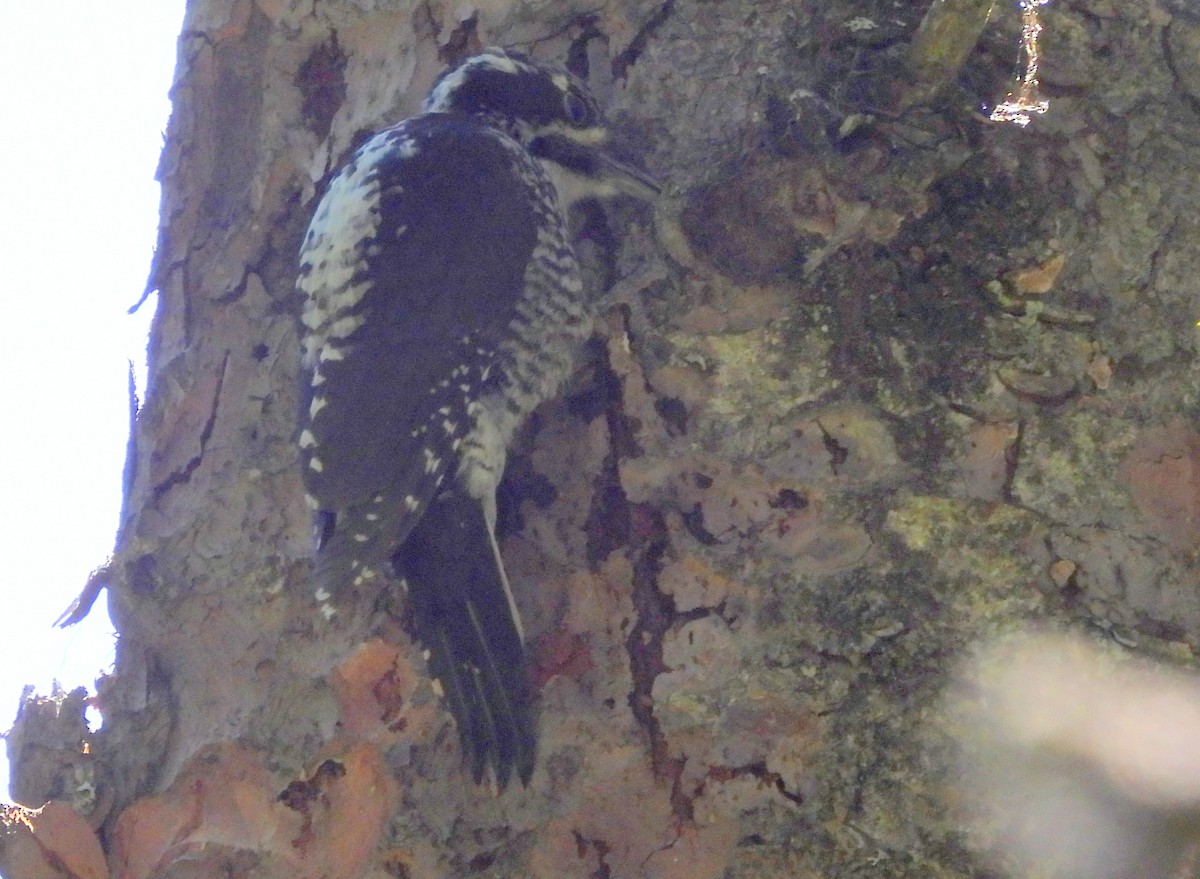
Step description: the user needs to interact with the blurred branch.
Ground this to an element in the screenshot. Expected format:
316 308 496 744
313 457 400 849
948 633 1200 879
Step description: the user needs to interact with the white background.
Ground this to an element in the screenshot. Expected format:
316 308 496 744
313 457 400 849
0 1 184 800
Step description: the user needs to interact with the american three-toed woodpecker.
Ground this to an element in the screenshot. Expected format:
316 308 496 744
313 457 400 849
296 48 657 786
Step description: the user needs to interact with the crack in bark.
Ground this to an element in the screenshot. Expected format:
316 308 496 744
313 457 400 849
296 33 347 141
580 337 634 563
1162 22 1200 119
152 351 230 501
1001 419 1024 504
612 0 675 80
815 419 849 476
695 761 807 809
572 829 612 879
590 311 696 820
436 13 480 66
624 505 679 783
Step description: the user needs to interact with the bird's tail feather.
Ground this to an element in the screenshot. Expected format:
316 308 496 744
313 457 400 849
395 490 536 787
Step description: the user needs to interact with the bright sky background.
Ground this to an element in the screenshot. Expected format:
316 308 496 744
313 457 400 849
0 1 184 801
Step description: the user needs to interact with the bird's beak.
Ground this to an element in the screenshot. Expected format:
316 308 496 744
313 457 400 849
530 130 662 207
597 150 661 202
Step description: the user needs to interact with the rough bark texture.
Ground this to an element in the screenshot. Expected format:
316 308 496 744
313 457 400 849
8 0 1200 877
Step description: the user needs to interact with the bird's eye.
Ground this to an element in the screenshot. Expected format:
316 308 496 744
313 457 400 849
563 92 590 126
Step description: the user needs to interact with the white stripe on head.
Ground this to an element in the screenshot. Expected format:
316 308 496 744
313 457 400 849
424 49 530 112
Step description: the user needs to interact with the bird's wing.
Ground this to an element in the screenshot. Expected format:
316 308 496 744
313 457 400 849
298 116 544 591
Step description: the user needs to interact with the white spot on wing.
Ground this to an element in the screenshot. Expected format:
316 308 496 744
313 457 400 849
327 314 363 339
298 126 414 372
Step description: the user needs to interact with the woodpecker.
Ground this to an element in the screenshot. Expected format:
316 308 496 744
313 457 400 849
296 48 658 787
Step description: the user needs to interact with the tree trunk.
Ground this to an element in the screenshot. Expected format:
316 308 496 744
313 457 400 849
8 1 1200 877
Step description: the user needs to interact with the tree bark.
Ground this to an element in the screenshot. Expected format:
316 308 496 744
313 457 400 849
8 1 1200 877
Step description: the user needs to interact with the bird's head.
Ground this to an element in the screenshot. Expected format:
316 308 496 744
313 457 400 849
423 48 660 207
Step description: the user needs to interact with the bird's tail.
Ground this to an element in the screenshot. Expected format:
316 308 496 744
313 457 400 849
393 490 536 788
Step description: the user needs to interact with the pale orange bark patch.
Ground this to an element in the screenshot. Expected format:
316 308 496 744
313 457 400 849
1118 422 1200 553
1 801 107 879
